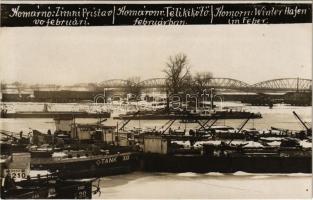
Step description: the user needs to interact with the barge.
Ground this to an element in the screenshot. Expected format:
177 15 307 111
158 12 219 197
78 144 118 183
140 134 311 173
0 104 110 118
114 110 262 120
1 111 110 118
0 147 97 199
1 174 94 199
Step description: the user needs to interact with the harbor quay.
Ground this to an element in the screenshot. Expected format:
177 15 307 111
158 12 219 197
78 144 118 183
0 101 311 198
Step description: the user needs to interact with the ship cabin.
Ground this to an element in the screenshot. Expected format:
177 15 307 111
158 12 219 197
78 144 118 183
54 117 117 144
72 124 116 144
32 130 54 146
142 134 168 154
54 116 74 135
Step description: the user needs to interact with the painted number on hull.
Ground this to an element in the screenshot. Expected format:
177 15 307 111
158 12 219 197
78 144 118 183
76 191 87 199
32 192 40 199
4 169 27 179
123 155 130 161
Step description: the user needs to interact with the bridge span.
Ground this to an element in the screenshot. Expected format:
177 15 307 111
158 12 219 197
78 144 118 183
100 78 312 93
1 78 311 94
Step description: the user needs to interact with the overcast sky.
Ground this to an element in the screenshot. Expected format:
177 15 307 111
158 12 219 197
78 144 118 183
0 24 311 85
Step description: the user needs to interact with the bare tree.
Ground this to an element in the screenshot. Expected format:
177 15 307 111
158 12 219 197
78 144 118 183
0 82 7 90
124 77 142 99
12 81 24 94
30 84 41 91
192 72 213 96
163 53 191 95
44 84 61 91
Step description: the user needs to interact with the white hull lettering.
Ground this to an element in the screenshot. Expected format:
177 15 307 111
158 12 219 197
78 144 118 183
123 155 130 161
96 156 118 166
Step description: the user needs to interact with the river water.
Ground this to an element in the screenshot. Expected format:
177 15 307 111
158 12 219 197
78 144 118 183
0 102 312 198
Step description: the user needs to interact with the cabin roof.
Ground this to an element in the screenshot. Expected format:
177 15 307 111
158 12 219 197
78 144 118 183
76 124 116 129
53 117 74 120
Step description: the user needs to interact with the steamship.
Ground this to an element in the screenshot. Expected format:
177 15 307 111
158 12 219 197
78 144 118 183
29 117 139 179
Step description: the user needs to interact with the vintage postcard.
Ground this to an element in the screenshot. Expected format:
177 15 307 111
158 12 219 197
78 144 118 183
0 0 312 199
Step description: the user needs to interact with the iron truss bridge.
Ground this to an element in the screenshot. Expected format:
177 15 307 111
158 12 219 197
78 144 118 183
99 78 312 93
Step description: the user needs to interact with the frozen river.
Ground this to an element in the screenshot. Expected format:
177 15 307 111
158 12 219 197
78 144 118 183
95 172 311 199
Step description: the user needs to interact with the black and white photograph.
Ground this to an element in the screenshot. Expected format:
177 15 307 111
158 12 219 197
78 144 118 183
0 1 312 199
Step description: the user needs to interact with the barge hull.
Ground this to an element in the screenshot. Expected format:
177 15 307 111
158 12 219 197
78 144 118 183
31 153 139 179
1 112 110 118
114 111 262 120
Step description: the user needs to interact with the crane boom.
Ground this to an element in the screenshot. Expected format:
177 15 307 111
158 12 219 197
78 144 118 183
292 111 310 131
237 114 253 133
119 110 141 130
0 130 20 140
